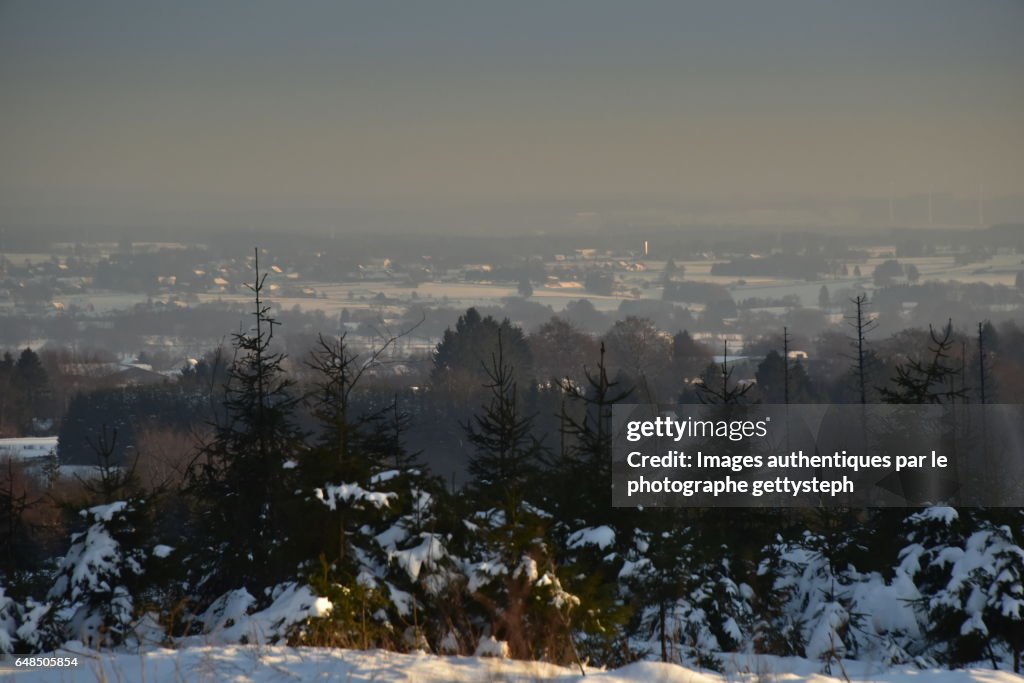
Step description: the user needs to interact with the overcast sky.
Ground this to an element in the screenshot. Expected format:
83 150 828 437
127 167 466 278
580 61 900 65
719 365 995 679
1 1 1021 231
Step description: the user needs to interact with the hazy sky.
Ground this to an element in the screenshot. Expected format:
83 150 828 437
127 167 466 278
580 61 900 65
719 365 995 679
1 1 1022 231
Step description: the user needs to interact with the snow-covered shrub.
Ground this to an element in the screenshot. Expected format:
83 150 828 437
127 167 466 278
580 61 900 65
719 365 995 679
921 516 1024 670
897 506 974 665
758 529 916 670
41 499 168 649
452 503 583 663
300 558 395 648
0 582 19 654
688 555 755 654
300 464 456 651
15 597 64 653
199 582 332 646
297 477 399 648
553 521 632 667
979 522 1024 672
366 475 457 637
621 518 752 671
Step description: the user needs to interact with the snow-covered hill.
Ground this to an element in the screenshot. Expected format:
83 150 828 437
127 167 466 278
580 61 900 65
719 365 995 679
3 647 1021 683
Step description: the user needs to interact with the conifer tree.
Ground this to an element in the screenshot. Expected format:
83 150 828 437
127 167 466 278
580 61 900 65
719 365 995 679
464 330 543 518
696 340 751 405
977 523 1024 672
455 331 583 662
847 295 877 404
21 497 177 652
432 308 532 402
0 352 13 435
546 343 635 664
879 321 965 404
10 348 52 433
300 324 447 651
0 458 39 574
553 342 633 525
896 507 977 666
755 350 788 403
188 249 305 596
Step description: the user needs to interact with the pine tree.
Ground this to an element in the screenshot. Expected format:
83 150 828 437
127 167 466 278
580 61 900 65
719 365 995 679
879 321 966 404
43 498 171 649
11 348 52 434
757 525 882 670
300 325 448 652
0 458 39 574
358 420 453 654
0 352 14 435
299 332 380 583
695 340 751 405
621 517 697 664
455 331 585 662
757 326 817 402
755 350 788 403
432 308 532 398
305 333 378 484
896 506 968 664
546 343 635 664
553 343 633 525
847 295 877 404
464 330 543 518
898 508 1024 668
980 522 1024 672
671 329 711 381
188 249 306 597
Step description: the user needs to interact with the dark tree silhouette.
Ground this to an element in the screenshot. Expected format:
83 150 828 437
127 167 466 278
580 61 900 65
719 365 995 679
432 308 532 399
696 340 751 405
464 331 543 520
879 320 966 404
188 249 306 595
977 321 991 404
847 295 877 404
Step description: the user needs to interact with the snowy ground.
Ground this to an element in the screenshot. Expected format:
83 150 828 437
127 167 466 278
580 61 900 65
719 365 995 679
1 647 1021 683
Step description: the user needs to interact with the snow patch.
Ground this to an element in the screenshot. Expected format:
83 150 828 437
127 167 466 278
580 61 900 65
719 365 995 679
315 482 396 510
568 525 616 550
474 635 510 658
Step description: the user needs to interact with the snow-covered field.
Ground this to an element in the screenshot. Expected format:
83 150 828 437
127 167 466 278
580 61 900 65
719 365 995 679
1 647 1020 683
